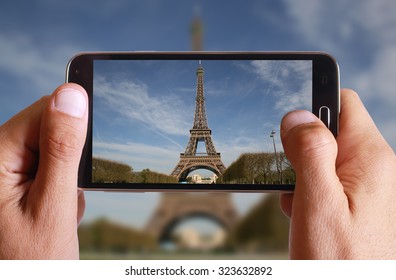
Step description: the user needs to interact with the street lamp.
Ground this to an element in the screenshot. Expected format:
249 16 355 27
270 130 282 184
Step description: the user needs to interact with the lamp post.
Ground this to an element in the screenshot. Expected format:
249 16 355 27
270 130 282 184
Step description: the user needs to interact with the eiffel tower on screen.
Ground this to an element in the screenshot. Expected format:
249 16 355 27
170 61 226 182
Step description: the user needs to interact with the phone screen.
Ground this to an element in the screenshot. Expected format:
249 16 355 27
91 59 312 186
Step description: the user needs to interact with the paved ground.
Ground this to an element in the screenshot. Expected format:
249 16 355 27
80 251 289 260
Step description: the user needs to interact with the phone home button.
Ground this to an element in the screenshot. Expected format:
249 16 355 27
319 106 330 128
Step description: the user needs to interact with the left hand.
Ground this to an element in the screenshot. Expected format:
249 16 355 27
0 83 88 259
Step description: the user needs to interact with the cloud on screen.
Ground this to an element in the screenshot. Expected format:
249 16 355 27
93 140 181 173
249 60 312 113
94 75 191 138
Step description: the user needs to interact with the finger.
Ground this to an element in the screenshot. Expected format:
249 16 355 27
28 83 88 220
280 110 345 216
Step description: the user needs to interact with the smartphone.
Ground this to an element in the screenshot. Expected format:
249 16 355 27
66 52 339 192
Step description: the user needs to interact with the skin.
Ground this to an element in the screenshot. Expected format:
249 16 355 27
280 89 396 259
0 83 87 259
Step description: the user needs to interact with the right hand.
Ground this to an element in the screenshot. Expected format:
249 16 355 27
280 89 396 259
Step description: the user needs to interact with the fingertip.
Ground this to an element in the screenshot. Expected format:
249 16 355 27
281 110 320 137
54 83 87 95
341 88 359 97
53 83 88 119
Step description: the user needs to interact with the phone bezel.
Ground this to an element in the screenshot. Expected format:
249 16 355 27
66 52 339 192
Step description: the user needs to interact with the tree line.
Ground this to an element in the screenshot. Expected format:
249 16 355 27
218 152 295 184
78 219 157 253
92 158 178 184
226 194 289 252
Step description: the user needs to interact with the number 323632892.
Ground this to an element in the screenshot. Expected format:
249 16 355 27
218 266 272 276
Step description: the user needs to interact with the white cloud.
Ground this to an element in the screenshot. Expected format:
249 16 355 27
351 46 396 151
95 141 178 158
351 1 396 44
93 140 181 173
95 75 191 138
283 0 396 149
354 46 396 104
0 33 77 92
216 132 283 168
250 60 312 113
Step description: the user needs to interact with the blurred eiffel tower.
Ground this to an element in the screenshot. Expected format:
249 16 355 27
145 4 238 243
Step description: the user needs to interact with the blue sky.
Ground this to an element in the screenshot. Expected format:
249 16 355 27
93 59 311 174
1 0 395 228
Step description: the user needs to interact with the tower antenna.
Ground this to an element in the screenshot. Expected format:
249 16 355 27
190 2 203 51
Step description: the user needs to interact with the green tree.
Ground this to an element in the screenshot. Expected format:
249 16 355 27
78 218 157 253
134 169 178 183
226 194 289 252
92 158 134 183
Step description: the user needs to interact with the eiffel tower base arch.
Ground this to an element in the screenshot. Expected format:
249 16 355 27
171 154 226 182
145 193 239 241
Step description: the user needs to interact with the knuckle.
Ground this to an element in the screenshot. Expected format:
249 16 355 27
45 125 82 160
285 123 336 161
300 125 333 152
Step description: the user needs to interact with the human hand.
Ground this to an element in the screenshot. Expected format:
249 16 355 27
280 89 396 259
0 83 88 259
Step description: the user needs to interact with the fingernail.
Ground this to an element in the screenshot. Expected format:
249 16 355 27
54 88 87 118
281 110 318 133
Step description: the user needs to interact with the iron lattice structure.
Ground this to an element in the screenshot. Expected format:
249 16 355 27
171 62 226 181
145 193 238 241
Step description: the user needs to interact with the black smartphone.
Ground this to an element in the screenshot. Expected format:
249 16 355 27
66 52 339 192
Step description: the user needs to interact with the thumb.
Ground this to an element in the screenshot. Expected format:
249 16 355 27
31 83 88 217
280 110 343 216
